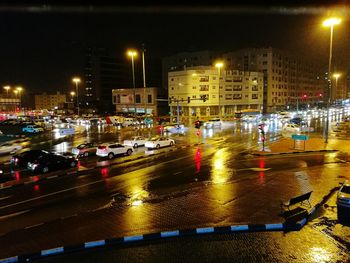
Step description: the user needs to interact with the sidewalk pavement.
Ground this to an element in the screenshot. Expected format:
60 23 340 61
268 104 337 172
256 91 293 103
250 135 350 156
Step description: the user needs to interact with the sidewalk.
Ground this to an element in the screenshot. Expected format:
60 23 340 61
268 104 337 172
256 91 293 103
250 135 350 156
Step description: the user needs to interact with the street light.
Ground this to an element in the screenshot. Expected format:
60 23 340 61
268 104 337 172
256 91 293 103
72 77 81 116
3 86 10 95
127 49 138 117
215 61 224 119
16 86 23 112
70 91 76 102
333 73 341 102
141 44 147 116
323 17 341 143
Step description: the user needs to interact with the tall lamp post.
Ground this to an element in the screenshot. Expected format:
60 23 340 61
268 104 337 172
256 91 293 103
215 62 224 119
72 77 81 116
323 17 341 143
141 44 147 115
3 86 10 95
70 91 75 102
333 73 341 104
16 86 23 113
127 50 138 117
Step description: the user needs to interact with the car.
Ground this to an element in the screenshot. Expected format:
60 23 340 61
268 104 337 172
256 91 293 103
11 149 49 169
203 118 222 129
163 124 185 133
27 153 78 173
282 123 300 135
122 118 139 127
337 181 350 208
0 142 22 155
72 143 98 157
96 143 133 159
123 136 146 148
145 136 175 149
22 125 45 133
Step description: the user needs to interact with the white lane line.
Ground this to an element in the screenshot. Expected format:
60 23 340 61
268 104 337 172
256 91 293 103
47 175 59 179
173 171 182 175
24 222 44 229
0 209 31 220
0 195 12 201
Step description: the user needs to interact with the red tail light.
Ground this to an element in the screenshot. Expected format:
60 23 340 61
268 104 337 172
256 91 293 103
98 146 107 151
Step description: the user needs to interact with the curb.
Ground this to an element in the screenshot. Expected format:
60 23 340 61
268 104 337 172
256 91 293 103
249 149 338 156
0 222 302 263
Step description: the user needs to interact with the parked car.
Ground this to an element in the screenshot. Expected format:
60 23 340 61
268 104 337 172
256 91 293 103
123 136 146 148
145 136 175 149
11 149 49 169
337 180 350 208
22 125 45 133
203 118 222 129
122 118 139 127
96 143 133 159
27 153 78 173
72 143 98 157
0 142 22 155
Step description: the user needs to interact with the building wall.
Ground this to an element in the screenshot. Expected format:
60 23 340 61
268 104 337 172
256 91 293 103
0 94 20 112
35 92 66 110
112 87 158 116
223 48 325 112
168 66 263 118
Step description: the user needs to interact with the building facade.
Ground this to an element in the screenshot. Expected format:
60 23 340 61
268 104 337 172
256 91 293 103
0 94 20 112
112 87 158 116
34 92 66 110
168 66 263 118
223 48 325 112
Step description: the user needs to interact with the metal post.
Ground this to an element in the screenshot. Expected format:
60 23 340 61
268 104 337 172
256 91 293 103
142 44 147 115
75 82 80 116
218 67 221 119
176 99 180 126
131 55 136 117
325 24 334 143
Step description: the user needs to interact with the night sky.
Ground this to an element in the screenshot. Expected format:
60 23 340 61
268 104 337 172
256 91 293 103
0 4 349 101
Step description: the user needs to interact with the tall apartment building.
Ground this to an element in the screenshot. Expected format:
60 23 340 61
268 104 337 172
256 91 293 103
223 48 325 112
84 47 142 114
168 66 263 118
35 92 66 110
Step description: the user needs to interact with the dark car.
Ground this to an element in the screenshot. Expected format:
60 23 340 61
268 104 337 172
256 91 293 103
290 117 306 125
27 153 78 173
11 149 49 169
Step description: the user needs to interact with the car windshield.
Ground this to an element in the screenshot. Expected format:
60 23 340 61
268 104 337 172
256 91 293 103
340 185 350 194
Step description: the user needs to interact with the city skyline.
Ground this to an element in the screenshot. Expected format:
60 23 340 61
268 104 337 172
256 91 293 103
0 4 349 97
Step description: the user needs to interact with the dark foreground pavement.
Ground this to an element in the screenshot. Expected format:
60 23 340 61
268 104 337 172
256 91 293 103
37 225 350 263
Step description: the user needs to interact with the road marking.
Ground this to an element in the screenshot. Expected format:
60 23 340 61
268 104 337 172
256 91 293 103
47 175 58 179
24 222 44 229
173 171 182 175
0 209 31 220
0 195 12 201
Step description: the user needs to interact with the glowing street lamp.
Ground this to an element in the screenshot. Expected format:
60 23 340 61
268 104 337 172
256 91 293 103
3 86 10 95
323 17 341 143
70 91 76 102
16 86 23 111
127 49 138 117
72 77 81 116
215 61 224 119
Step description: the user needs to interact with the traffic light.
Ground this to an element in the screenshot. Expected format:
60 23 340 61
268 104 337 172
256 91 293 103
195 120 200 129
188 97 191 103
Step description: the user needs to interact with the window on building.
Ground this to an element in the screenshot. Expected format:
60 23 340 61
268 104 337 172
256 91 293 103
199 76 209 82
252 86 258 91
233 85 242 91
233 94 242 100
252 94 258 99
116 94 120 103
192 86 196 89
147 94 152 103
225 94 232 100
135 94 141 103
199 85 209 91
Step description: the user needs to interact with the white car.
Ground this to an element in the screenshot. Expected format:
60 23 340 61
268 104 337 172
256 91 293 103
72 142 98 157
22 125 44 133
282 123 300 135
123 136 146 148
145 137 175 149
204 119 222 129
0 142 22 155
96 143 133 159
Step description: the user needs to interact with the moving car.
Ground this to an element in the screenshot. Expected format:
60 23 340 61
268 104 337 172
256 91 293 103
22 125 45 133
27 153 78 173
123 136 146 148
282 123 301 137
11 149 49 169
203 118 222 129
72 143 98 157
96 143 133 159
145 136 175 149
0 142 22 155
